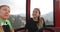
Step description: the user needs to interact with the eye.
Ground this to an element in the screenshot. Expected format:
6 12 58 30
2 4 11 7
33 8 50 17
36 11 37 13
3 9 7 11
8 10 10 13
3 8 10 13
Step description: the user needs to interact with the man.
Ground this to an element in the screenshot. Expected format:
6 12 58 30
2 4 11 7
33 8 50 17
0 5 14 32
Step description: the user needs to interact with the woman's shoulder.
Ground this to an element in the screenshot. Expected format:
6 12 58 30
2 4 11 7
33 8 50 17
40 17 45 26
26 18 33 23
28 18 33 21
40 17 44 21
40 17 44 19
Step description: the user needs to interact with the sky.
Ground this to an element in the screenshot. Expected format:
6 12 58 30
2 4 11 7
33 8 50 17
0 0 26 15
0 0 53 16
30 0 53 17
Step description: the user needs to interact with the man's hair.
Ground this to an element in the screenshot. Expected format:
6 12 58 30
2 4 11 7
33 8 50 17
0 5 10 9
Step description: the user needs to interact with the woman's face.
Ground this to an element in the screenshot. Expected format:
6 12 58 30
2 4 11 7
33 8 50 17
0 6 10 20
32 9 40 18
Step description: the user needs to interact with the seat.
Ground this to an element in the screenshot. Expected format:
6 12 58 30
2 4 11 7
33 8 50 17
37 27 54 32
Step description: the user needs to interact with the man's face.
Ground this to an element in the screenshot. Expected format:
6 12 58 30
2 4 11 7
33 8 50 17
0 6 10 20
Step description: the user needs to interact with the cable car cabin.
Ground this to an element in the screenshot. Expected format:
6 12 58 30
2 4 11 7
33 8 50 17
0 0 60 32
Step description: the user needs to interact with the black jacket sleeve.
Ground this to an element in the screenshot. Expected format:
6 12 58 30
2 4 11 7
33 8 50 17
25 18 31 29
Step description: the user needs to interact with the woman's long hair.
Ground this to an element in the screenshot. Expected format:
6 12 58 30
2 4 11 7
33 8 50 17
34 8 44 29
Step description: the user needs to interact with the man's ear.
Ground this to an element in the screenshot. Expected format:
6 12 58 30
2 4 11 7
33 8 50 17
0 14 1 17
0 14 1 19
0 10 1 15
0 10 1 14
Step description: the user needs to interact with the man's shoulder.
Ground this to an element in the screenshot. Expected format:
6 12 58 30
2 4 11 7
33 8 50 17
6 20 10 23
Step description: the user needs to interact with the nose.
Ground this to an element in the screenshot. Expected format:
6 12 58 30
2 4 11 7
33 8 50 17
5 11 10 14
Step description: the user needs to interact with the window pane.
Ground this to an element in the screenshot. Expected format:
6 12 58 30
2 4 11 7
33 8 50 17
30 0 54 26
0 0 26 29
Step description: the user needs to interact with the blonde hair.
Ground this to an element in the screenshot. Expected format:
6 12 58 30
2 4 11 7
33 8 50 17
0 25 4 32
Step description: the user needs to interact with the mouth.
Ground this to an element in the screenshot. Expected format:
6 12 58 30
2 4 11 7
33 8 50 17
33 14 36 16
4 15 9 17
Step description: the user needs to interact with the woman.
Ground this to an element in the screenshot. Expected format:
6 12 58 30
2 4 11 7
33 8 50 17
0 5 14 32
25 8 45 32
